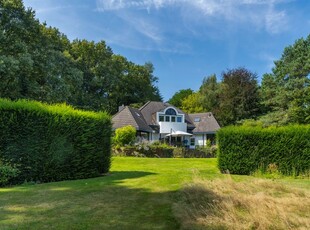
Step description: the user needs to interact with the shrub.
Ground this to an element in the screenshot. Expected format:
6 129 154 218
112 142 217 158
0 98 112 185
112 141 174 158
0 164 20 186
217 125 310 176
113 125 136 146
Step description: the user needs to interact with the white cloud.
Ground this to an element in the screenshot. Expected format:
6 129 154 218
96 0 290 34
117 13 163 42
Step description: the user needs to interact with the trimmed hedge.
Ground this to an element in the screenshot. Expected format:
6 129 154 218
0 98 111 185
217 125 310 176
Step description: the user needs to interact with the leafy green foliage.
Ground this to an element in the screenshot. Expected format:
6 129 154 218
0 163 20 186
168 89 193 108
199 74 220 113
217 125 310 176
172 69 260 126
261 35 310 124
0 0 83 103
113 141 217 158
0 98 112 185
181 92 204 113
217 68 260 126
113 125 136 146
0 0 162 114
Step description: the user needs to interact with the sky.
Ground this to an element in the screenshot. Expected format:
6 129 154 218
23 0 310 101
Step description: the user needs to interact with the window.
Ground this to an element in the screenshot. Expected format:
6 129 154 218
159 115 164 122
177 116 182 122
165 116 170 122
194 117 200 122
171 116 176 122
165 108 177 115
190 137 195 146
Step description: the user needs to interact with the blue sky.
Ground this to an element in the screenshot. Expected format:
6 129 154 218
23 0 310 101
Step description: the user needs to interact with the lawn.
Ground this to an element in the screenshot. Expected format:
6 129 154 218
0 157 309 229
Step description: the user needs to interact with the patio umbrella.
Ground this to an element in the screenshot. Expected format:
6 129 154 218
165 130 193 137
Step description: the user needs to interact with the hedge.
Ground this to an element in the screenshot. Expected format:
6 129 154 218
217 125 310 176
0 98 111 185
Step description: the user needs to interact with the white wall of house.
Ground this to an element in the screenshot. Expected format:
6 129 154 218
158 122 187 134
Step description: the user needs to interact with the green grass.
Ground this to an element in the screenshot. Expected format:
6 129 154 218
0 157 309 229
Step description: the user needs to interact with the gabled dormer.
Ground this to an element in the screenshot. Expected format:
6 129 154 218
156 107 185 123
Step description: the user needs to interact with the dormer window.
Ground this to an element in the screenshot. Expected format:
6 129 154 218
194 117 200 122
165 108 177 115
157 107 184 123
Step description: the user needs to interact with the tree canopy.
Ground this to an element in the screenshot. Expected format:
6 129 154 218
0 0 162 114
217 68 260 126
167 89 193 108
169 34 310 127
261 35 310 124
174 69 260 126
2 1 310 125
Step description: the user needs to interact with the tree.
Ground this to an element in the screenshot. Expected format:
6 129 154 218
0 0 82 103
261 35 310 124
69 39 114 111
168 89 193 107
181 92 204 113
217 68 260 126
199 74 220 113
0 0 162 114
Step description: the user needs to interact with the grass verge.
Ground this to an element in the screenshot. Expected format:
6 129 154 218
174 176 310 230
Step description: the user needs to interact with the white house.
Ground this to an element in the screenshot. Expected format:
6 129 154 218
112 101 220 148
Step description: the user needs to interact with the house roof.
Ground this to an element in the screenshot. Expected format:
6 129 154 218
112 101 221 134
112 106 153 132
139 101 195 128
189 112 220 134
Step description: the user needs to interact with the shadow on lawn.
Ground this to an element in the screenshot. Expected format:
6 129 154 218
0 171 180 230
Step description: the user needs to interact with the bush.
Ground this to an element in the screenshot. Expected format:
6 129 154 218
0 164 20 186
113 141 174 158
173 147 217 158
217 125 310 176
0 98 112 185
113 125 136 146
112 141 217 158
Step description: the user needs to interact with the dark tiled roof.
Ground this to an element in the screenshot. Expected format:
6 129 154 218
112 102 220 134
139 101 169 125
189 112 220 133
112 106 153 132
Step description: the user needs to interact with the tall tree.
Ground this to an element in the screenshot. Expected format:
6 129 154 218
261 35 310 124
0 0 82 103
168 89 193 107
217 68 260 125
199 74 220 114
69 39 114 111
181 92 204 113
0 0 162 114
69 40 162 113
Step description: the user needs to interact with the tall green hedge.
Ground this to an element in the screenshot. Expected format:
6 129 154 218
0 98 111 185
217 126 310 176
